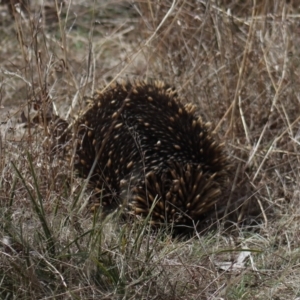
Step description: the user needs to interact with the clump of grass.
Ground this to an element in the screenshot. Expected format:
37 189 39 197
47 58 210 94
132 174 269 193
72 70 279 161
1 0 300 298
1 155 226 298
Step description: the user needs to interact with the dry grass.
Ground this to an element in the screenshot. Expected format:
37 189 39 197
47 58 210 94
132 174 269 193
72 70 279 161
1 0 300 299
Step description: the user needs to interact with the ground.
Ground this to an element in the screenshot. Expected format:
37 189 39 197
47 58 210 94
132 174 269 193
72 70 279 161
1 0 300 299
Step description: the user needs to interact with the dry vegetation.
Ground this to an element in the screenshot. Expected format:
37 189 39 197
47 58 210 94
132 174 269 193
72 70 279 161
1 0 300 299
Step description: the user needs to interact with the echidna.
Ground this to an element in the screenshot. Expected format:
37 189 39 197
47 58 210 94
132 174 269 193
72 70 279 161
72 80 230 228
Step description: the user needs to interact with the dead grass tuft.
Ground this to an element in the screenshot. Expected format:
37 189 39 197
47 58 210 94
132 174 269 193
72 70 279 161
1 0 300 298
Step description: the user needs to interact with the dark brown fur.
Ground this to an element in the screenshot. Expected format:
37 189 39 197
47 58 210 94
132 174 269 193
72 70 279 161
71 80 230 229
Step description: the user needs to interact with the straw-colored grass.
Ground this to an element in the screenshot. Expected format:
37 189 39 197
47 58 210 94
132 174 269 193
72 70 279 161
1 0 300 299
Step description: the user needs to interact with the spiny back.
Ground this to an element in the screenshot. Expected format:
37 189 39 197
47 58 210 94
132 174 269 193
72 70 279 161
74 81 230 225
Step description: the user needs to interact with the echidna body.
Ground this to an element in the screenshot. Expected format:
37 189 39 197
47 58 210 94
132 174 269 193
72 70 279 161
74 81 230 227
